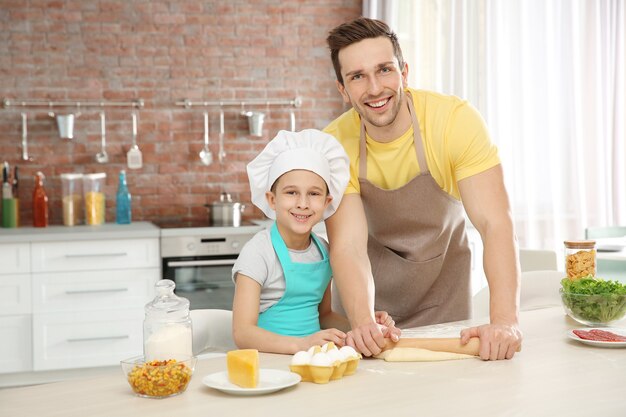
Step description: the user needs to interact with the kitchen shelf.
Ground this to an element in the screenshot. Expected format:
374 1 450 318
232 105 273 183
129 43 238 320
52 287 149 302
2 98 144 109
175 97 302 109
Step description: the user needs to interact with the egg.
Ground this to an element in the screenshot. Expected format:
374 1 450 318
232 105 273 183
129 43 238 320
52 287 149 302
321 342 337 353
291 350 311 366
326 348 342 364
307 345 322 356
310 352 333 367
339 345 359 361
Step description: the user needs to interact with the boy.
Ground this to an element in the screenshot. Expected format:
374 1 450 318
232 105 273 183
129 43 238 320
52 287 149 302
232 129 397 354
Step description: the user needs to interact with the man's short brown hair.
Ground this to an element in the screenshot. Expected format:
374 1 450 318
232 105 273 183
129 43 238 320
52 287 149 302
326 17 404 85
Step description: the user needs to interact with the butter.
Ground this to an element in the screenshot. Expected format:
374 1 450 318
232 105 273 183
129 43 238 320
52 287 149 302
226 349 259 388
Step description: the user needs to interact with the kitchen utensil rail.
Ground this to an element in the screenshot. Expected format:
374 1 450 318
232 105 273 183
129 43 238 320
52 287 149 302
176 97 302 109
3 98 144 109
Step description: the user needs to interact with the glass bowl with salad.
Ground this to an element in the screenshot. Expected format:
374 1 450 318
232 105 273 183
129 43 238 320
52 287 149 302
560 275 626 326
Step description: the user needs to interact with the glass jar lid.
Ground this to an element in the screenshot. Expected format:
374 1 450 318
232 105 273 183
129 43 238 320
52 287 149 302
144 279 190 320
564 240 596 249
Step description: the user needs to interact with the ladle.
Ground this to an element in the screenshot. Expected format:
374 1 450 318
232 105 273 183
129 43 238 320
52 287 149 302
199 111 213 166
95 111 109 164
218 107 226 163
289 109 296 131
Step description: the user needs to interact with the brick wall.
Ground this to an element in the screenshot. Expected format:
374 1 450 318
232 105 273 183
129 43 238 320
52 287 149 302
0 0 361 227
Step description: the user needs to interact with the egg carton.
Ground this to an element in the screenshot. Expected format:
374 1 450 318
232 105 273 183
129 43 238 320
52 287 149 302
288 343 361 384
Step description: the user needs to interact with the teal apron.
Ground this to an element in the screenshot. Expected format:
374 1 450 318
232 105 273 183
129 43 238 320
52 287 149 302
257 222 332 337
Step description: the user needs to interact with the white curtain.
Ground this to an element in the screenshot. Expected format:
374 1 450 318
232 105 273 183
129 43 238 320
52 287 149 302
369 0 626 252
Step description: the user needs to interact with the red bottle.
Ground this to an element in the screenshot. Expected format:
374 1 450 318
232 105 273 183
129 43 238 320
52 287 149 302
33 171 48 227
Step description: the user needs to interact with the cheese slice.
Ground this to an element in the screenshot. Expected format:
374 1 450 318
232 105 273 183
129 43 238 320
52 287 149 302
226 349 259 388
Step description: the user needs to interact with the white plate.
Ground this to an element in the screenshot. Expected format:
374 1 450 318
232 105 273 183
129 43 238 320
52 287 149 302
202 369 301 396
567 328 626 348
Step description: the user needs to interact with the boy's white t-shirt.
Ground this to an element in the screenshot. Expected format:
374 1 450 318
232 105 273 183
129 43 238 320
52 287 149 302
232 228 329 313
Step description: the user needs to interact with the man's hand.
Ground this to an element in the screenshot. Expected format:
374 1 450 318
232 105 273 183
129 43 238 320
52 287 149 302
346 314 401 357
375 310 401 342
345 322 385 357
460 323 522 360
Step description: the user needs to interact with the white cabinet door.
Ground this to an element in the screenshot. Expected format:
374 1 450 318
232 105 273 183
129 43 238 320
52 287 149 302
0 274 31 315
0 243 30 274
0 315 32 373
32 268 157 313
33 309 144 371
31 238 159 272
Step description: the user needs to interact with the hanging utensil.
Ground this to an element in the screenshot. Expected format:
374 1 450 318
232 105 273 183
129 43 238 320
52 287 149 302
242 111 265 137
127 111 143 169
289 109 296 132
95 111 109 164
21 112 29 161
218 106 226 163
199 111 213 166
12 165 18 199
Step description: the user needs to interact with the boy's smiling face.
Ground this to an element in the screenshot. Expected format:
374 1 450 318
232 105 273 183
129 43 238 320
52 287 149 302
266 169 332 242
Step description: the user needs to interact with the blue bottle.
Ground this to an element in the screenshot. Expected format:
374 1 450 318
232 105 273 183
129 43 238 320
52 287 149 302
116 170 132 224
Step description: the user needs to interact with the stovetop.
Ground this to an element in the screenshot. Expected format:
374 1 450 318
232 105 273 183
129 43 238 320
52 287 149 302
155 220 259 229
157 219 269 241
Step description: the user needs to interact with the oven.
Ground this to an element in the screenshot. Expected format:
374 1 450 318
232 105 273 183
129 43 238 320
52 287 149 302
160 223 264 311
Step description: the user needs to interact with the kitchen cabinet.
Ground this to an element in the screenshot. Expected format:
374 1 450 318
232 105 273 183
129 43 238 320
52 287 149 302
0 222 160 377
0 243 32 373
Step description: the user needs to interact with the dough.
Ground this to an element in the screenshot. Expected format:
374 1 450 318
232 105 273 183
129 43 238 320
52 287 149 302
374 347 475 362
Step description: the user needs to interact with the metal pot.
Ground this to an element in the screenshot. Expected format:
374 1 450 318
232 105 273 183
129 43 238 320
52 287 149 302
205 192 245 227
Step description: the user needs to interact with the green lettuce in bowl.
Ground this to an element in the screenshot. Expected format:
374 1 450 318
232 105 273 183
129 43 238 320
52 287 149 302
560 276 626 326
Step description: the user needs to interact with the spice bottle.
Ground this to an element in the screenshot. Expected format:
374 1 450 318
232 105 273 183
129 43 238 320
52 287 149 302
115 170 132 224
564 240 596 280
32 171 49 227
143 279 193 361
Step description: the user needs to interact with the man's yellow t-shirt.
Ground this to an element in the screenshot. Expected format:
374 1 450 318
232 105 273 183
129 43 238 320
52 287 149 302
323 88 500 200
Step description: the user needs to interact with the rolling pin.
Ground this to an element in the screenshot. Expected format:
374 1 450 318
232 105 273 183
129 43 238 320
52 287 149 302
383 337 522 356
383 337 481 356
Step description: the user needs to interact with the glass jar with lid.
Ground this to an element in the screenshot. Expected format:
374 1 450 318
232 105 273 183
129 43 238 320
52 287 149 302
83 172 106 225
564 240 596 280
143 279 193 361
60 173 83 226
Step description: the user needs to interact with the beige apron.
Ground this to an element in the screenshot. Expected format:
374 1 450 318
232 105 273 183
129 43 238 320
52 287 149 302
358 92 471 328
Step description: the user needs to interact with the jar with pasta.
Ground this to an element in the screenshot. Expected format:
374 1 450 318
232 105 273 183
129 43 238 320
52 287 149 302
564 240 596 280
83 173 107 225
61 173 83 226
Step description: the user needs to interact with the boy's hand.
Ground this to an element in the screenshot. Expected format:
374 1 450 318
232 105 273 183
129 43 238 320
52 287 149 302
301 328 346 351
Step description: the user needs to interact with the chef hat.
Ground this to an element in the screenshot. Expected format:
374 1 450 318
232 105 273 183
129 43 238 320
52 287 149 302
247 129 349 220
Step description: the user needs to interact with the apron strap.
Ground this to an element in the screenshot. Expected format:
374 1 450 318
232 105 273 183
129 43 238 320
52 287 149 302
271 221 327 264
270 222 293 268
405 91 429 175
359 122 367 179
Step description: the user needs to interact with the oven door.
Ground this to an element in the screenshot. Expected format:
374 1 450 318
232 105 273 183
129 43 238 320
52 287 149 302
162 256 236 310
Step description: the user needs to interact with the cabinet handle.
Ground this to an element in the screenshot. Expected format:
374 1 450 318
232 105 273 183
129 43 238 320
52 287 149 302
67 335 130 343
168 259 236 267
65 288 129 295
64 252 128 258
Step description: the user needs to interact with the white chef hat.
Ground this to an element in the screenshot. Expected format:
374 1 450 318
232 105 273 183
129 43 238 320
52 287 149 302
246 129 349 220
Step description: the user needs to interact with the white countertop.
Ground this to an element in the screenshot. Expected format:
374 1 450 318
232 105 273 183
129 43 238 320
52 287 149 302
0 221 160 243
1 307 624 417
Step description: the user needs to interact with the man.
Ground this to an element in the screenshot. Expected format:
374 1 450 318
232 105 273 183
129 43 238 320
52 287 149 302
323 17 522 360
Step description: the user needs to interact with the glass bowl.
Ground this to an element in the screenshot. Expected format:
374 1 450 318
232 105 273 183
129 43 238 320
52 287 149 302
560 289 626 326
120 355 196 398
